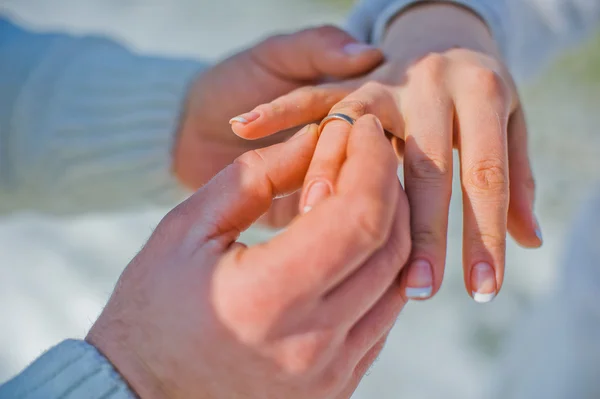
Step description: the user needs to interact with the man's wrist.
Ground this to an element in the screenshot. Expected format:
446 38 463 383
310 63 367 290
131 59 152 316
86 322 168 399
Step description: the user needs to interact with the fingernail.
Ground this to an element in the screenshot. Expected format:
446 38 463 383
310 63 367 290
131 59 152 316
405 259 433 299
302 180 331 213
343 42 376 55
229 111 260 125
534 217 543 244
470 262 497 304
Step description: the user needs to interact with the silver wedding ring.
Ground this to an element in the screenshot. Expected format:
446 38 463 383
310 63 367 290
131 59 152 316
318 112 395 141
318 113 355 135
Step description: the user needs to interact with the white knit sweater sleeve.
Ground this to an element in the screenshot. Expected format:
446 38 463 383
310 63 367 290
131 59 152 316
346 0 600 83
0 17 205 215
0 340 136 399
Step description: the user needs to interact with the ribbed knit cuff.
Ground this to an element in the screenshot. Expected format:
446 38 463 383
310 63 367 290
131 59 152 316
347 0 509 60
8 33 205 213
0 340 135 399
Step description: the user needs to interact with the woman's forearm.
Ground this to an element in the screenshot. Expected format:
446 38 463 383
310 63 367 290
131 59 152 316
0 17 204 215
345 0 506 53
347 0 600 83
379 3 502 63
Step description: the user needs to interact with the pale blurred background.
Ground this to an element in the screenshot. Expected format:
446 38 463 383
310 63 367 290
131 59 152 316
0 1 599 398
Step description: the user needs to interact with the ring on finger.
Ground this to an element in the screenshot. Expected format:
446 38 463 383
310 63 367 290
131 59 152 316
318 113 395 141
318 113 355 135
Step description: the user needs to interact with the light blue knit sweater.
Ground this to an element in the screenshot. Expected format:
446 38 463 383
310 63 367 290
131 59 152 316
0 17 202 216
1 0 599 397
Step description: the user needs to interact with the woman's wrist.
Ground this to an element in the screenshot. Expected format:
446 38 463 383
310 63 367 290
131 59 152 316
381 2 502 62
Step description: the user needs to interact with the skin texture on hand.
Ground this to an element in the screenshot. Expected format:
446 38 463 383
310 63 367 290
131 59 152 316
230 3 541 303
171 26 382 228
87 116 411 399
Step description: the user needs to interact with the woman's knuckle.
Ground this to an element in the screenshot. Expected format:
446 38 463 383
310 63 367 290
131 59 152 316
406 154 451 185
360 80 385 93
333 99 368 117
263 99 287 117
464 158 508 193
415 53 447 81
468 68 507 99
294 86 321 108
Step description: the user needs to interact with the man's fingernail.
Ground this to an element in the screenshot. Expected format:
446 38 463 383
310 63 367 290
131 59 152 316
405 259 433 299
470 262 497 304
229 111 260 125
343 42 376 55
534 216 543 244
302 180 331 213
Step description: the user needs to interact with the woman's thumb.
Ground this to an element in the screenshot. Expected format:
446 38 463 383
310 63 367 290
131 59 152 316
249 25 383 81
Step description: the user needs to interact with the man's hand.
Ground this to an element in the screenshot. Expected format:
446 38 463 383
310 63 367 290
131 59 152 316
231 4 542 303
87 116 410 399
172 26 382 228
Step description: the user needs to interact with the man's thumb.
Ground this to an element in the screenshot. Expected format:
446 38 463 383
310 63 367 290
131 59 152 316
178 125 318 241
250 25 383 81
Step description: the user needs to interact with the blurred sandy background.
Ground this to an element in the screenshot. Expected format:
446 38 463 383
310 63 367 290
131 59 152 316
0 1 599 398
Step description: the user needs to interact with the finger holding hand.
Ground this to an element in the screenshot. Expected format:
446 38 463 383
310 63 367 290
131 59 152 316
318 146 410 330
297 83 404 213
233 115 399 314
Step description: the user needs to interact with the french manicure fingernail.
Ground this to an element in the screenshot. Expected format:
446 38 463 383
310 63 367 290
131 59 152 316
405 259 433 299
302 180 331 213
229 111 260 125
534 217 543 243
343 42 376 55
470 262 497 304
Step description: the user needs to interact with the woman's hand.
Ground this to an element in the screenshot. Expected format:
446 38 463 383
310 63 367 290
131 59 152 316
88 117 410 399
172 26 382 228
231 4 542 302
